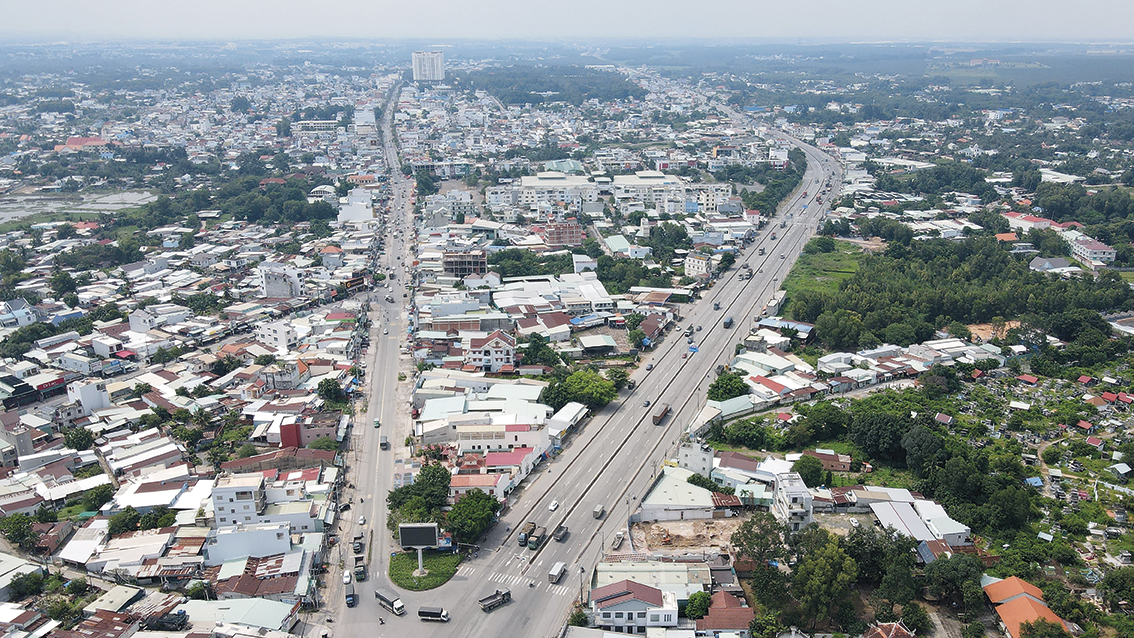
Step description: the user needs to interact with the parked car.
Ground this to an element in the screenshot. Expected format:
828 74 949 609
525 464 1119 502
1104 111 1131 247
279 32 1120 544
343 572 352 584
358 516 366 526
646 364 653 371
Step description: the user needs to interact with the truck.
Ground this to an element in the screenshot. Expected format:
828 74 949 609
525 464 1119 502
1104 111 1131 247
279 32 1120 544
345 583 357 607
611 530 625 550
518 521 536 546
652 403 671 425
593 504 605 519
374 588 406 615
527 526 547 549
478 589 511 612
353 555 367 581
723 317 734 329
552 524 569 542
549 561 567 584
418 606 450 622
684 325 695 337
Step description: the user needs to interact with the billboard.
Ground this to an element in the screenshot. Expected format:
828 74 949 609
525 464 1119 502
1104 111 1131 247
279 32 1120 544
398 523 439 549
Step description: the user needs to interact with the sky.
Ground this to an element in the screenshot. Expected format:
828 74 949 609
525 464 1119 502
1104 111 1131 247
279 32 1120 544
4 0 1134 43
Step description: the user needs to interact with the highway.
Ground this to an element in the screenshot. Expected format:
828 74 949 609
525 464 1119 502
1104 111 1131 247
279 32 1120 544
336 90 841 637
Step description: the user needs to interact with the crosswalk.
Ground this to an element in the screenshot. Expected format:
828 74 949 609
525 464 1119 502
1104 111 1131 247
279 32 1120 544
455 566 572 596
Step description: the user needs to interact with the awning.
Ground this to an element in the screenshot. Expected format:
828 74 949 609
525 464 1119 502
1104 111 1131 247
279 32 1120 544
115 350 136 358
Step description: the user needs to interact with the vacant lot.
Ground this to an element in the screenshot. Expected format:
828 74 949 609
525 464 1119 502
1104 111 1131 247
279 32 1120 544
781 241 863 317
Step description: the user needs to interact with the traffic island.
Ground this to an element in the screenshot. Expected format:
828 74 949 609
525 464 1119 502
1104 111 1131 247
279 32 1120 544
388 550 462 591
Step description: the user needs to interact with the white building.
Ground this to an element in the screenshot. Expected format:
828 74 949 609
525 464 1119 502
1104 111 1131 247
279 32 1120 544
66 379 111 415
684 253 712 278
773 472 813 532
412 51 445 82
203 522 292 566
256 321 299 354
258 262 304 298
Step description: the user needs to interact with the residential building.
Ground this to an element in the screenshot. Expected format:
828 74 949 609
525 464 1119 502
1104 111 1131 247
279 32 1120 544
590 579 678 634
412 51 445 82
464 330 516 373
256 321 299 354
685 253 712 278
772 472 813 532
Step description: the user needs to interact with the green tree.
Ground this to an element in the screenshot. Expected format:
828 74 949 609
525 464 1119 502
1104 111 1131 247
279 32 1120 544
901 602 932 635
520 333 561 367
708 371 749 402
230 96 251 112
254 354 277 366
731 512 788 564
685 591 711 619
63 427 94 451
901 426 944 477
749 611 784 638
924 553 983 605
627 329 647 348
1019 619 1072 638
108 506 141 536
568 610 588 626
793 539 857 626
307 437 339 451
236 443 258 459
0 513 38 549
445 488 501 544
317 378 344 402
34 504 56 523
131 383 152 399
139 506 176 530
792 454 825 487
186 581 214 600
687 472 734 495
804 236 836 254
82 484 114 512
50 270 76 296
64 578 87 597
718 252 736 271
1102 566 1134 610
8 572 44 599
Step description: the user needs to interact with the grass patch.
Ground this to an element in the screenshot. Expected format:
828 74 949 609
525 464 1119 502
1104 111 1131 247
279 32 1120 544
388 550 462 591
1119 271 1134 284
781 241 863 318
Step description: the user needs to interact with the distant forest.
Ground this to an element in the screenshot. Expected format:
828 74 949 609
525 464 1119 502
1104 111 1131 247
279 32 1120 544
451 66 647 106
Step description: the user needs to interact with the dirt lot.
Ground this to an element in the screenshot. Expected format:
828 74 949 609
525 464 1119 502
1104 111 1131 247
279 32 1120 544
814 511 872 537
631 518 747 552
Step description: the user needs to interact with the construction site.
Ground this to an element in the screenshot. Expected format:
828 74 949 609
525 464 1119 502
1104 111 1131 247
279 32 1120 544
629 518 748 553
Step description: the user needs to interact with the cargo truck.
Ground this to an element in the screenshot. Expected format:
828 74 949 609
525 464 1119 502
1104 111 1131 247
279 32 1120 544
374 588 406 615
549 562 567 583
353 555 367 581
611 530 625 550
527 526 547 549
652 403 671 425
723 317 734 329
518 521 536 546
418 606 450 622
478 589 511 612
552 524 568 542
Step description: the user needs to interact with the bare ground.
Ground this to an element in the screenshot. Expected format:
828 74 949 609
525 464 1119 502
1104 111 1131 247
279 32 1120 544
630 518 747 552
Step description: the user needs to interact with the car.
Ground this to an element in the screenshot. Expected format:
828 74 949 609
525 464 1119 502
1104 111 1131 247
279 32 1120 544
850 518 861 528
343 572 352 584
549 500 559 511
374 419 381 429
383 328 389 335
358 516 366 526
682 353 688 359
643 400 651 408
645 364 653 371
697 326 702 331
403 293 408 297
687 338 694 344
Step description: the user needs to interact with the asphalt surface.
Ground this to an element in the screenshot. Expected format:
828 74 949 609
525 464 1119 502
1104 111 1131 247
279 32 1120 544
336 97 842 637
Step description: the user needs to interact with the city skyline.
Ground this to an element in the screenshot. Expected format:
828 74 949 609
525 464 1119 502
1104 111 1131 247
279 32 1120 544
4 0 1134 43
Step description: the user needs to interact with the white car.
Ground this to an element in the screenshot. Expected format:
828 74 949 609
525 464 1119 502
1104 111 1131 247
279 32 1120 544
383 328 389 335
358 515 366 526
549 500 559 511
342 572 352 584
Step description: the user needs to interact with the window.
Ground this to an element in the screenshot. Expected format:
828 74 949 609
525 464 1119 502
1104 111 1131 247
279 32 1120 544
602 612 611 619
220 517 227 522
615 612 623 619
243 505 249 510
637 612 645 619
649 614 659 622
244 516 251 521
235 490 254 500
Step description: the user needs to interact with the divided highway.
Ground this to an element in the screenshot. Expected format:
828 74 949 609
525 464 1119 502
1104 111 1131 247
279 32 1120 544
338 101 841 638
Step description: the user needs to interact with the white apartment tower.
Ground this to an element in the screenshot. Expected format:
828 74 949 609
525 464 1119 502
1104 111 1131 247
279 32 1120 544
412 51 445 82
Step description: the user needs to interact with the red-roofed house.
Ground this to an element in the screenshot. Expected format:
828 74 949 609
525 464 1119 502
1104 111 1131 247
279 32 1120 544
1016 374 1039 385
695 591 754 635
464 330 516 373
590 579 676 632
1078 375 1095 386
1077 420 1097 435
1086 436 1105 452
983 576 1044 605
863 620 916 638
449 473 506 499
994 596 1068 638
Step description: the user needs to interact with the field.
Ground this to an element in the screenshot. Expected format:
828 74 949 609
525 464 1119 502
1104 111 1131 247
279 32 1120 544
388 549 462 591
780 241 863 318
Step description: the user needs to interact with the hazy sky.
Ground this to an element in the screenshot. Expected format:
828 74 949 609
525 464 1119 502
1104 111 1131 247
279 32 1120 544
4 0 1134 43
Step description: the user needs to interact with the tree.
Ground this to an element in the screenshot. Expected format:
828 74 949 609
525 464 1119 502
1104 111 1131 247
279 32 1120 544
923 553 983 605
804 236 836 254
708 371 749 402
628 329 647 348
606 368 629 391
0 513 38 549
307 437 339 451
151 347 177 364
45 597 80 623
718 252 736 271
850 412 908 463
65 578 87 597
139 506 176 530
901 426 944 477
1103 566 1134 610
317 378 344 402
792 455 825 487
520 333 561 367
34 504 56 523
254 354 277 366
276 118 292 137
131 383 152 399
187 581 214 600
63 427 94 451
731 513 788 564
687 472 734 495
792 539 858 626
445 488 501 544
901 602 932 636
82 484 114 512
685 591 711 619
107 506 141 536
230 96 251 113
236 443 258 459
1019 620 1072 638
8 572 44 599
749 611 784 638
568 610 588 626
50 270 76 296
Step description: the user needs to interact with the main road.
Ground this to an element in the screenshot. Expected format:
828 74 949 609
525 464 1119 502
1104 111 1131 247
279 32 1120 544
337 89 841 638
